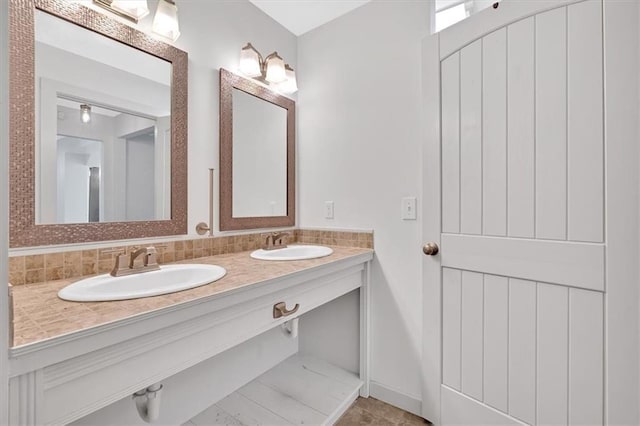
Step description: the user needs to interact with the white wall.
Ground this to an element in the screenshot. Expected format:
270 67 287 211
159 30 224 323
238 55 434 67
297 0 429 409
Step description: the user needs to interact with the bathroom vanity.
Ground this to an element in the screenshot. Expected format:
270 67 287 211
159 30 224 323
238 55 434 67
8 246 373 425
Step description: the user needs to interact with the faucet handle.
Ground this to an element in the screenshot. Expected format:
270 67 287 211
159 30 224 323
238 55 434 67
110 253 130 277
261 233 275 249
272 232 290 248
146 247 159 267
273 232 290 241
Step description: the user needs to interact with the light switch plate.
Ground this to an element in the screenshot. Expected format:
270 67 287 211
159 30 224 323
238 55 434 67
401 197 417 220
325 201 334 219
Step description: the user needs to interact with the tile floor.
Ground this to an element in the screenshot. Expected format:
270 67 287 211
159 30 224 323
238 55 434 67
336 398 430 425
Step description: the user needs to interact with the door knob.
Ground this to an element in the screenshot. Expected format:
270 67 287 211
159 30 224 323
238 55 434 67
423 242 439 256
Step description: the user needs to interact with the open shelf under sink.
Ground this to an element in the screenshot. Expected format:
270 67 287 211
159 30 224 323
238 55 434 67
186 354 362 426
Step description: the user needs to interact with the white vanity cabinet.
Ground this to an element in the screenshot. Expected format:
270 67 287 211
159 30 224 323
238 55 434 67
8 251 372 425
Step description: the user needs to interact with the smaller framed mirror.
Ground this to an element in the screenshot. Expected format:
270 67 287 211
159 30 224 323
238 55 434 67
219 69 295 231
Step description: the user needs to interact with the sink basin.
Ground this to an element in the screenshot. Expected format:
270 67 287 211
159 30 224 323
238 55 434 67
250 245 333 261
58 264 227 302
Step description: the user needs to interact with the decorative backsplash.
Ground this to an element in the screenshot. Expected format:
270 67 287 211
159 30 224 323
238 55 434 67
295 229 373 248
8 229 374 286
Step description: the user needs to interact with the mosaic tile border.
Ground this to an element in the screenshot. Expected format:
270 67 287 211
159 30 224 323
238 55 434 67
8 229 374 286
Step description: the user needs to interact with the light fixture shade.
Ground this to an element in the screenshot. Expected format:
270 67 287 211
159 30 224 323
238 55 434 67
265 53 286 83
80 104 91 124
152 0 180 42
239 43 262 78
111 0 150 20
279 64 298 94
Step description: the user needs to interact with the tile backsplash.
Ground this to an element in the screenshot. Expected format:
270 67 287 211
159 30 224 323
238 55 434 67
8 229 373 286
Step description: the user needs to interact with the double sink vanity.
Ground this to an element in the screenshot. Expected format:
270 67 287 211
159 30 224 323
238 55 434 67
9 237 373 425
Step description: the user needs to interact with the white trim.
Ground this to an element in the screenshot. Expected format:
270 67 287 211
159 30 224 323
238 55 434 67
603 1 640 424
441 385 528 425
359 261 371 397
325 384 361 425
369 381 422 417
297 226 374 234
0 0 10 423
421 30 442 426
435 0 466 14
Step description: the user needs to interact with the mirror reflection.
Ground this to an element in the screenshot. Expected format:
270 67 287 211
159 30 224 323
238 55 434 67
232 89 288 218
35 10 172 224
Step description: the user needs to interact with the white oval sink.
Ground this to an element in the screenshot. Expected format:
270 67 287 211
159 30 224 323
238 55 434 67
250 245 333 261
58 264 227 302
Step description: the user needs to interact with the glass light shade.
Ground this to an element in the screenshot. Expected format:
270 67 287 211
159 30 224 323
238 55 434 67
111 0 150 19
80 105 91 124
239 44 262 78
265 53 286 83
279 65 298 94
152 0 180 42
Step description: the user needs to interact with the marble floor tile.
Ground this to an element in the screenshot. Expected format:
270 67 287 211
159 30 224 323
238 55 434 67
336 397 429 425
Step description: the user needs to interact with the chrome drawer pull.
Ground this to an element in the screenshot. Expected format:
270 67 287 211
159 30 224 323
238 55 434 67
273 302 299 319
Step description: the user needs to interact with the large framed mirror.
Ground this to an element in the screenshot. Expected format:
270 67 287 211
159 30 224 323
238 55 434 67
9 0 188 247
219 68 295 231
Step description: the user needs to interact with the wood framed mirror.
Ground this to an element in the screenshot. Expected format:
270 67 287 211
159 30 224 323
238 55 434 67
219 68 295 231
9 0 188 248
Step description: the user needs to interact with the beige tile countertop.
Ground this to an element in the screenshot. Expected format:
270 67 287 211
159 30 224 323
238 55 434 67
11 246 373 348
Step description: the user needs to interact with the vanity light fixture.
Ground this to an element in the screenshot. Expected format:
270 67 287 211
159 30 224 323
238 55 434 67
93 0 150 23
239 43 297 92
152 0 181 42
80 104 92 124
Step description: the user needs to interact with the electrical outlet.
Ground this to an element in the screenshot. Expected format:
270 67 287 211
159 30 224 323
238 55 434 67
325 201 334 219
401 197 417 220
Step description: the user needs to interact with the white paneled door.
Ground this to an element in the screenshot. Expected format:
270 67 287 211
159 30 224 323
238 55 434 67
423 0 638 425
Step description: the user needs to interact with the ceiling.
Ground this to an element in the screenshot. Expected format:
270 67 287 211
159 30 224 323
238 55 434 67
248 0 372 36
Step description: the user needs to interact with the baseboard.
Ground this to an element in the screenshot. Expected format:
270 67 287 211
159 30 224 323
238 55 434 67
369 381 422 417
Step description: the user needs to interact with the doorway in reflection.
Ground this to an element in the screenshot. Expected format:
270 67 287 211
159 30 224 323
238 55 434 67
42 98 170 224
56 136 102 224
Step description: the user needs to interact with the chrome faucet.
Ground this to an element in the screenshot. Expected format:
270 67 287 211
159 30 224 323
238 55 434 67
262 232 290 250
111 247 161 277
